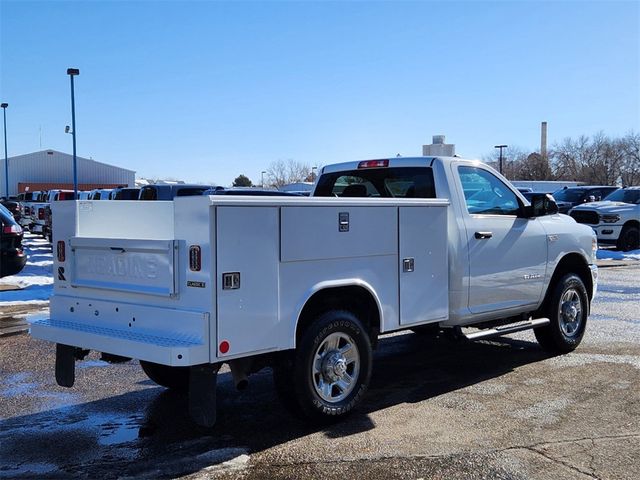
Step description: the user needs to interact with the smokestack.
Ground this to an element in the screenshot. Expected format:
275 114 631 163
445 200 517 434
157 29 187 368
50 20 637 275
541 121 548 161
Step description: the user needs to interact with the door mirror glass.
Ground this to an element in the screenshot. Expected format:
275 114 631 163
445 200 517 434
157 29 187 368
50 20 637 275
523 193 559 217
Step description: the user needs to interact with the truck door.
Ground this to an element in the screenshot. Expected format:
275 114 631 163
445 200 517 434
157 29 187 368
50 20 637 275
456 165 547 314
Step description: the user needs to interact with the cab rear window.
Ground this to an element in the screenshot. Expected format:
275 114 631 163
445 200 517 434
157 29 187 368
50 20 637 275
315 167 436 198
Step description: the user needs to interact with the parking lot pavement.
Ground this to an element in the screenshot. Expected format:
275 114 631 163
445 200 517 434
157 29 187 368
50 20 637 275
0 264 638 479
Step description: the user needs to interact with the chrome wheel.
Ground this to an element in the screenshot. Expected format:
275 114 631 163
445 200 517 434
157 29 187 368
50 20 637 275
312 332 360 403
558 288 583 337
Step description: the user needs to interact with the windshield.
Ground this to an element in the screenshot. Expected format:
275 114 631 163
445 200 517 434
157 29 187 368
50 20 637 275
602 189 640 204
552 188 585 202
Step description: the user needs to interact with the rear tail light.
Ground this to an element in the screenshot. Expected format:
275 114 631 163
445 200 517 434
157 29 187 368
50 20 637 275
57 241 66 262
358 159 389 169
189 245 201 271
24 206 30 215
38 208 45 220
2 225 22 234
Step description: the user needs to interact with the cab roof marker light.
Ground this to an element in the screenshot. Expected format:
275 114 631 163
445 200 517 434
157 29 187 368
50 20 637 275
358 159 389 169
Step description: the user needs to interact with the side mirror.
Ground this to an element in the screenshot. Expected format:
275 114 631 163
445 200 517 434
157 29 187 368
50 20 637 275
522 193 559 218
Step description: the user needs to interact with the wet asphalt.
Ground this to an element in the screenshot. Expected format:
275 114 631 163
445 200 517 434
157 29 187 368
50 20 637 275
0 265 638 479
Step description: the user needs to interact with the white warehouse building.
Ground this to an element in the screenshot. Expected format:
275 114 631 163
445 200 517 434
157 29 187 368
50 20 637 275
1 149 135 197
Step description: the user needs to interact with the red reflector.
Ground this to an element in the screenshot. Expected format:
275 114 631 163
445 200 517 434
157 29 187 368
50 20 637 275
57 241 66 262
189 245 201 271
358 159 389 169
219 341 230 354
38 208 45 220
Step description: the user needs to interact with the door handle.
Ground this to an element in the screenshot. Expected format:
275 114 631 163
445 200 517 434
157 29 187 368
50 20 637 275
475 231 493 239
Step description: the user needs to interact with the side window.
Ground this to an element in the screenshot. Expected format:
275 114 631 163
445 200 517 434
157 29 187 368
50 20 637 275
458 166 519 215
140 187 157 201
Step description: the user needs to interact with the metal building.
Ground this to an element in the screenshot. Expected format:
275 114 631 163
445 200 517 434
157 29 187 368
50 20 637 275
1 149 135 197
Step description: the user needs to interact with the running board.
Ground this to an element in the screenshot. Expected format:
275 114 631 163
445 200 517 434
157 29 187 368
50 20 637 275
463 318 550 341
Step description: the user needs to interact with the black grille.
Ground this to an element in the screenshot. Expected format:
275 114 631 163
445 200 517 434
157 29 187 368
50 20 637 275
570 210 599 225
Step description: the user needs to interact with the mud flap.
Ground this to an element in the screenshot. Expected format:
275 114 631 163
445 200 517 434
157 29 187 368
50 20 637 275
189 364 220 427
55 343 76 387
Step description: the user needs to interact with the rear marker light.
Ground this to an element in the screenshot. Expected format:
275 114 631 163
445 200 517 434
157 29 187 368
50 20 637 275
57 241 66 262
358 159 389 169
219 341 230 354
2 225 21 234
189 245 201 271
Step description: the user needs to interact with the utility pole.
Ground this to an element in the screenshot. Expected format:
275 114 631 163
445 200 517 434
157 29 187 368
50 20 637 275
1 103 8 198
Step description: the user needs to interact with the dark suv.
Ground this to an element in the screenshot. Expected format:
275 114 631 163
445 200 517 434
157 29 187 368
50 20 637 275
552 186 619 214
0 204 27 277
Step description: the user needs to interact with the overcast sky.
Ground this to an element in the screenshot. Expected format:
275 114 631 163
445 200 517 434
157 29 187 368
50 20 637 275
1 0 638 186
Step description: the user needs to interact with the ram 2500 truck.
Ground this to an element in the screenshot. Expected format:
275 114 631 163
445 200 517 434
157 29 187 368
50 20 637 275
30 156 598 426
570 186 640 251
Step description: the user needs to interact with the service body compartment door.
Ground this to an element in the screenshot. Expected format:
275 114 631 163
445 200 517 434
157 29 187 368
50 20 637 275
69 237 177 297
216 206 280 358
399 206 448 325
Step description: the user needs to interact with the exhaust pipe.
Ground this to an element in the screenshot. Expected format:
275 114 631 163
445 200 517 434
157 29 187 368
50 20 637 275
228 358 253 391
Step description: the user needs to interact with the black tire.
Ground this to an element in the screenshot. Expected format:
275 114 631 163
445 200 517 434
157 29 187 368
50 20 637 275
616 225 639 252
140 360 190 392
534 273 589 353
273 310 372 423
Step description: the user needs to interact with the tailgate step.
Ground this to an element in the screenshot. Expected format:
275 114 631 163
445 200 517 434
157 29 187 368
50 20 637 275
463 318 550 341
30 318 208 366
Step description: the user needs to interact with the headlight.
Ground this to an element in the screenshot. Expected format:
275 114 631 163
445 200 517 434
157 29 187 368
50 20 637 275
600 214 620 223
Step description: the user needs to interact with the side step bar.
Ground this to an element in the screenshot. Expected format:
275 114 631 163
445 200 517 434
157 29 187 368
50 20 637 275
463 318 550 341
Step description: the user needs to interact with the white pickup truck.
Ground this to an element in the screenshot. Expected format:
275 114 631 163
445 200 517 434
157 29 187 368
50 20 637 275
31 156 598 426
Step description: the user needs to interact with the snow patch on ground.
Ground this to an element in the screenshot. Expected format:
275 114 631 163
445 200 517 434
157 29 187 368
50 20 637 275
597 248 640 261
0 233 53 306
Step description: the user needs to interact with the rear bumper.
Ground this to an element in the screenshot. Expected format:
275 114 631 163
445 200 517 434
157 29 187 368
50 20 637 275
30 295 212 366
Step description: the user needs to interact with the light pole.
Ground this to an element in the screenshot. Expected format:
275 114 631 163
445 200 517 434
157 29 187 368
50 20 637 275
494 144 508 175
261 170 266 188
67 68 80 197
1 103 8 199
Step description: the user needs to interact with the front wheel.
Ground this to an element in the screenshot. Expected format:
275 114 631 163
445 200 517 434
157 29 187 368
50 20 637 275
273 310 373 423
617 225 639 252
140 360 190 392
534 273 589 353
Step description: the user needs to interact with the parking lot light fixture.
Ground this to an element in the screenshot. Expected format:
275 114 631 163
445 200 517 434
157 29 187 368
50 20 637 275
494 144 508 175
67 68 80 197
1 103 8 199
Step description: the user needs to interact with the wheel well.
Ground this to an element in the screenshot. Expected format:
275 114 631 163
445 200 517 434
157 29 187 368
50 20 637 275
622 219 639 231
547 253 593 302
296 286 381 347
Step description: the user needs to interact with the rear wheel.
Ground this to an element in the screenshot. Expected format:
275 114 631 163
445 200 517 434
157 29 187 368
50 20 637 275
273 310 372 423
140 360 190 391
534 273 588 353
616 225 639 252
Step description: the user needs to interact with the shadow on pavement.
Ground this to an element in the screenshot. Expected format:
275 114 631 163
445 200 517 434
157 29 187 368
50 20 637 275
0 331 554 479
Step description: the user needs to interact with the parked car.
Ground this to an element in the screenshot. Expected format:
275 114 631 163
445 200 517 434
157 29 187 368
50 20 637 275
28 191 50 235
16 191 40 230
43 190 76 242
0 200 21 223
89 189 114 200
0 204 27 277
570 186 640 251
110 187 140 200
552 186 619 214
139 184 213 200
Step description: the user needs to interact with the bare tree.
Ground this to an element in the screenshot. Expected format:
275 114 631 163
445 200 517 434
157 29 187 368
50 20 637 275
621 132 640 186
265 159 313 188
